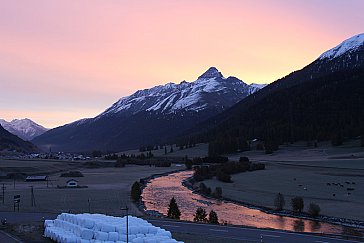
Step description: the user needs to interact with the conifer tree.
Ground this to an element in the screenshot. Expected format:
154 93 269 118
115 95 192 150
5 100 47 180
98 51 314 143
193 207 207 222
130 181 142 202
274 193 285 211
208 210 219 224
291 197 304 213
167 197 181 219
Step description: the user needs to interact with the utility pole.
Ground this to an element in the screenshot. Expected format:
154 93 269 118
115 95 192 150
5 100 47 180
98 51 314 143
88 198 91 213
13 195 20 212
30 186 36 207
2 184 5 204
121 206 129 243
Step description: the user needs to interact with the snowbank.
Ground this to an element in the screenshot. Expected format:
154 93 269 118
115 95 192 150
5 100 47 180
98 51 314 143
44 213 183 243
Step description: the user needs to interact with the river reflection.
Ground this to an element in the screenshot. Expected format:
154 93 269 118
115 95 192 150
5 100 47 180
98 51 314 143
293 219 305 232
142 170 344 234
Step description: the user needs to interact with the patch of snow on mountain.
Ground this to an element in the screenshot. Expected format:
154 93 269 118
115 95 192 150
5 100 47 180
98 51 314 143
172 92 202 110
319 33 364 60
146 95 174 111
249 83 267 93
99 67 266 117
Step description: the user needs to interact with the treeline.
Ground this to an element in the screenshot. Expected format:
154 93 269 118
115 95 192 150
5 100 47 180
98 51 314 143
199 183 222 198
139 145 162 152
208 138 280 156
191 156 229 164
208 137 250 156
104 152 155 160
103 153 171 167
185 156 229 169
192 157 265 183
139 142 197 153
115 157 171 167
184 68 364 155
274 193 321 217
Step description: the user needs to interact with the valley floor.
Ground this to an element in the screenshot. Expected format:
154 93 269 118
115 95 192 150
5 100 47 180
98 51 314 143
0 159 179 215
203 141 364 221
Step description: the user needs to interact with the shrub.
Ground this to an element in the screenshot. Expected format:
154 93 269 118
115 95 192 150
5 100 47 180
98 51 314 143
216 171 231 183
193 207 207 222
239 157 250 163
274 193 285 211
291 197 304 213
104 153 118 160
199 183 211 195
264 140 279 154
213 187 222 199
130 181 142 202
92 150 102 157
167 197 181 219
308 203 321 216
208 210 219 224
155 161 171 167
331 133 344 146
193 166 212 181
60 171 84 177
115 158 126 167
185 160 193 169
250 163 265 171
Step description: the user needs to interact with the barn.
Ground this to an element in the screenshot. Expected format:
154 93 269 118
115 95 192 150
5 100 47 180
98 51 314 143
25 176 48 182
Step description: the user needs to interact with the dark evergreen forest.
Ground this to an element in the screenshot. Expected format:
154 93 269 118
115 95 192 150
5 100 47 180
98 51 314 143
190 68 364 155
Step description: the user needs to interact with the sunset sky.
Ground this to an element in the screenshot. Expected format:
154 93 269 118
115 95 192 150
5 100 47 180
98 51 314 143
1 0 363 128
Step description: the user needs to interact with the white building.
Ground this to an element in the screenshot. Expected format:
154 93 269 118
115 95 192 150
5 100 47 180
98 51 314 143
66 179 78 188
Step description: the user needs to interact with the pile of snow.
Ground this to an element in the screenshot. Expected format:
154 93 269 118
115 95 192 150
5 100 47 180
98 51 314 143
44 213 183 243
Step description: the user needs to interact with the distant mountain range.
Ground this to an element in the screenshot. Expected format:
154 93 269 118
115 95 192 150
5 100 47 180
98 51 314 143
0 124 38 153
33 67 265 152
0 118 48 141
33 33 364 154
101 67 265 116
193 33 364 155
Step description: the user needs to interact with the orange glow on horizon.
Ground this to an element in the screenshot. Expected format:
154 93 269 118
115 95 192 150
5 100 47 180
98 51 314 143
0 0 363 128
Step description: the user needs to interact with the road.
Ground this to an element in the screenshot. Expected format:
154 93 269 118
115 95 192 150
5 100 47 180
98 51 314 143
0 212 361 243
0 231 23 243
149 219 360 243
0 211 56 243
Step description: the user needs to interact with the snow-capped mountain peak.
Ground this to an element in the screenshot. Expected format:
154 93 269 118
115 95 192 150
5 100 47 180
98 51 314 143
198 67 224 79
319 33 364 60
100 67 266 117
0 118 48 141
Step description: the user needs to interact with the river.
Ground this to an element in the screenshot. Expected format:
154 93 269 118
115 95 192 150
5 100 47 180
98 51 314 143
142 170 347 234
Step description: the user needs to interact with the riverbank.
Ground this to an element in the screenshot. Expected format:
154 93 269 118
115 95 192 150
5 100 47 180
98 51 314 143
183 172 364 234
138 168 187 217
